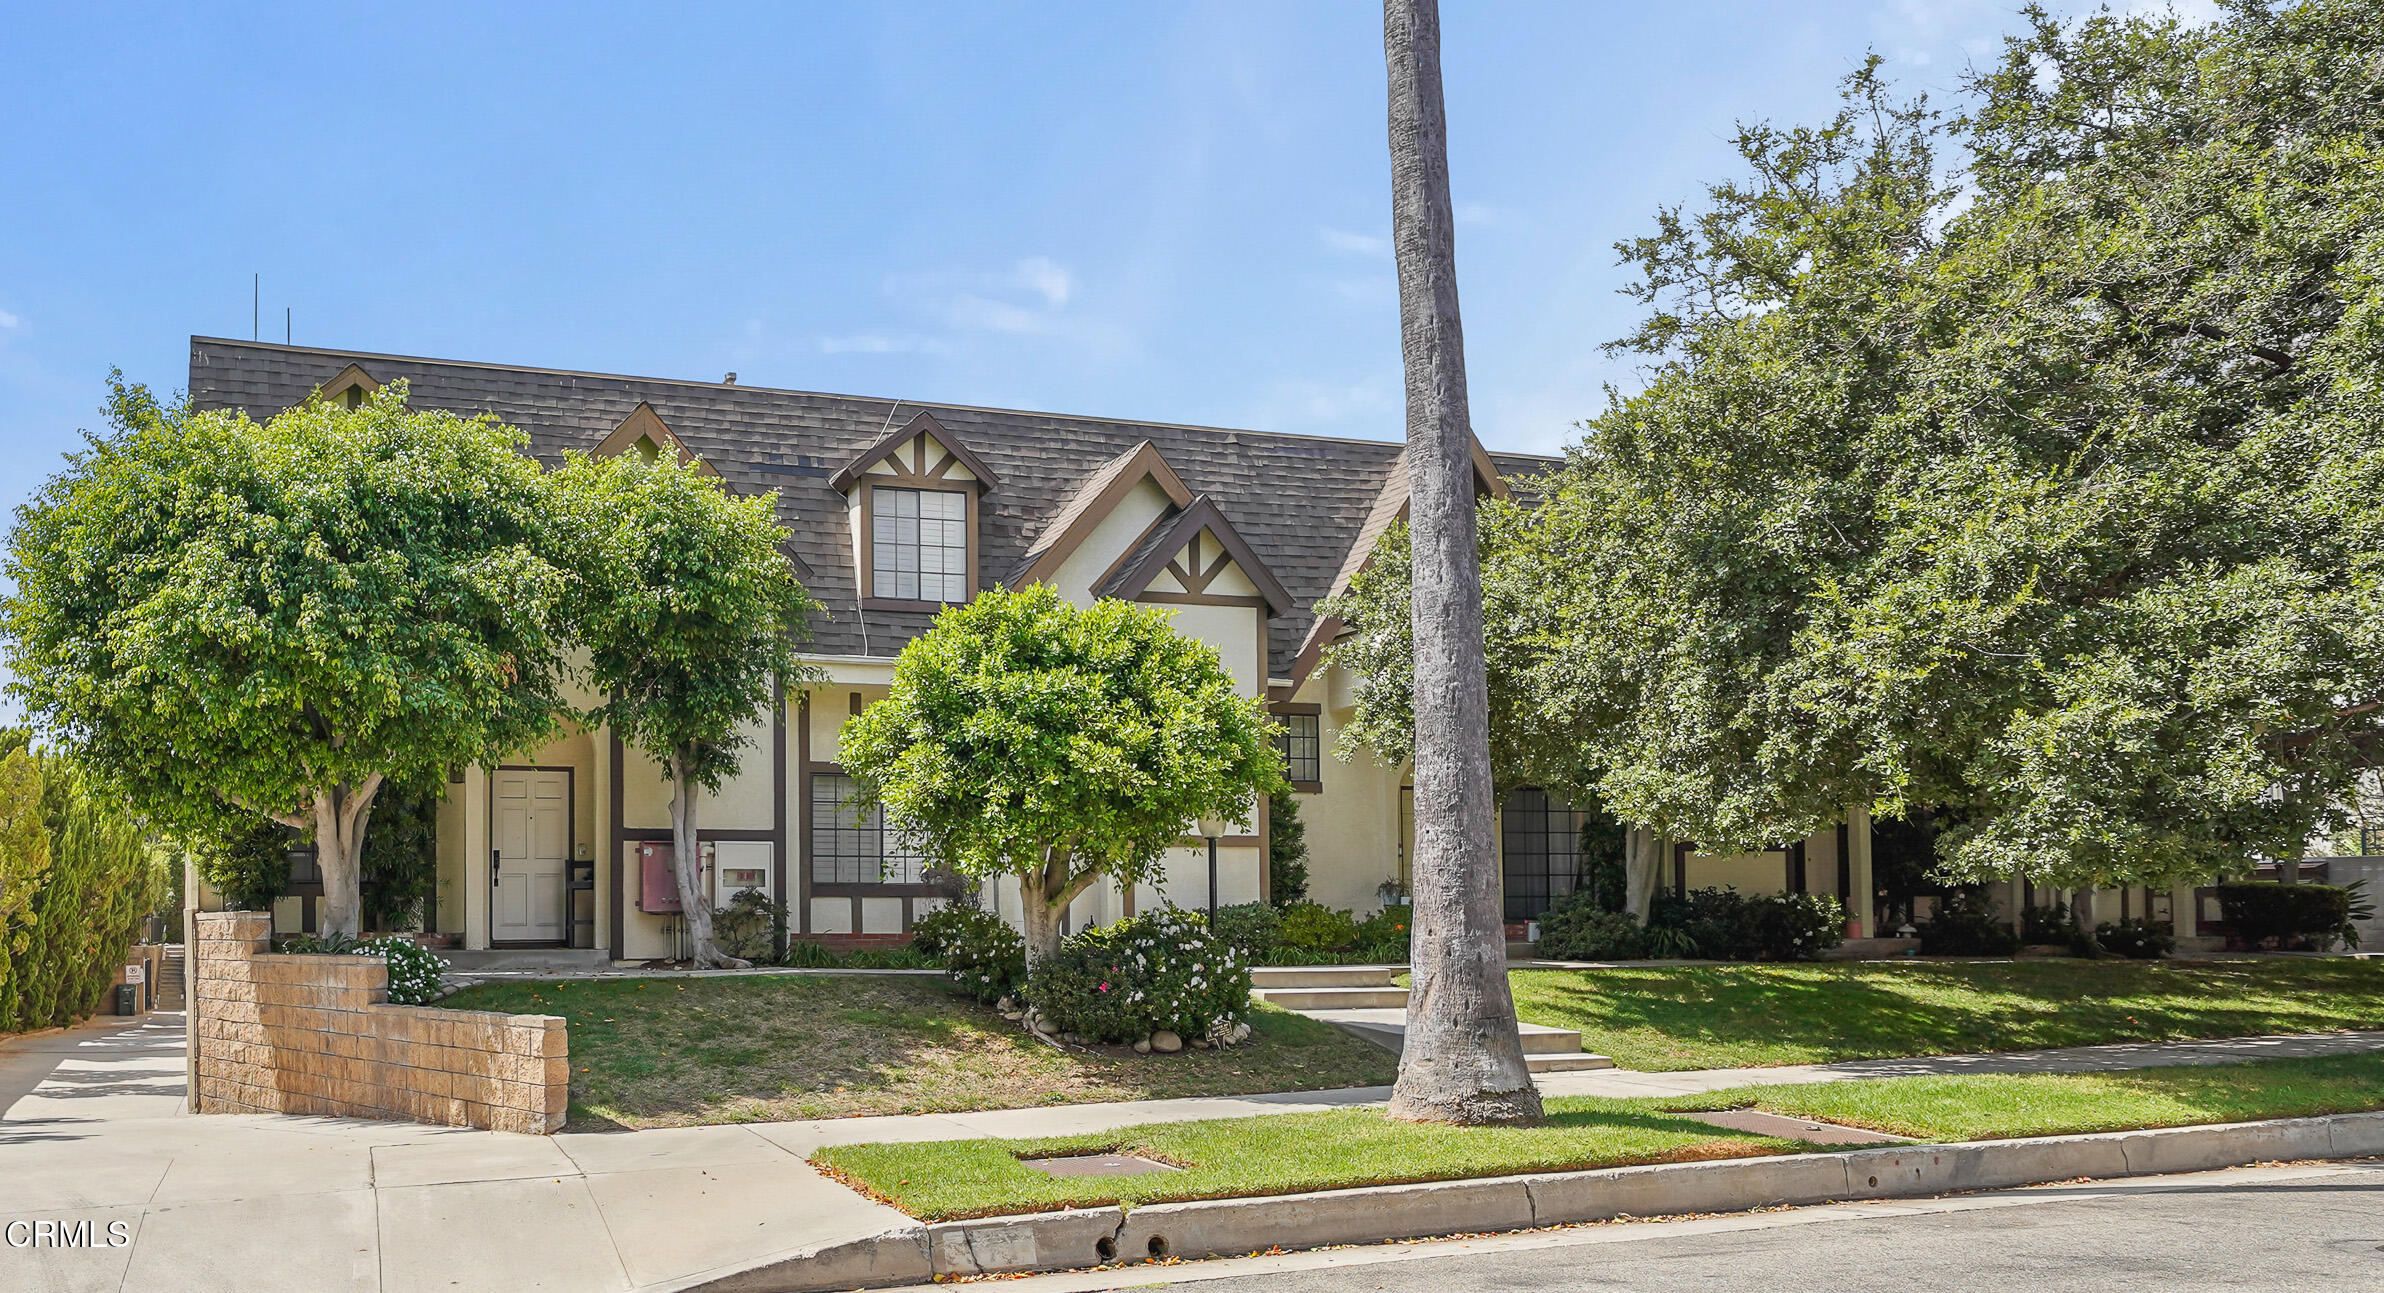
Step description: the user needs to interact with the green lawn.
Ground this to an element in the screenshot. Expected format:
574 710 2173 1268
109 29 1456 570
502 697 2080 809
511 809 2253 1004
1504 959 2384 1070
439 974 1396 1130
817 1051 2384 1221
1664 1050 2384 1141
814 1101 1799 1221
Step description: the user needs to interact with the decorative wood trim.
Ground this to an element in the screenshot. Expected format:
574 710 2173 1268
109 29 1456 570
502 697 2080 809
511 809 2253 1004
1015 441 1195 587
314 363 380 409
1268 702 1322 716
813 883 947 898
829 410 999 494
771 675 788 958
1101 496 1295 616
616 827 778 842
796 692 813 935
591 402 718 476
609 734 625 956
1136 591 1270 608
859 596 957 614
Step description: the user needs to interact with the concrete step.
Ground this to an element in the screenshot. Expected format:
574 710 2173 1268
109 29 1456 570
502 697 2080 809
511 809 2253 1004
1251 986 1412 1010
1518 1026 1587 1055
1527 1051 1617 1073
1249 965 1399 989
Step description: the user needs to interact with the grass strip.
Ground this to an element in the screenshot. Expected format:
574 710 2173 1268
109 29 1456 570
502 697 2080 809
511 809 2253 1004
818 1050 2384 1221
1505 959 2384 1070
440 973 1396 1129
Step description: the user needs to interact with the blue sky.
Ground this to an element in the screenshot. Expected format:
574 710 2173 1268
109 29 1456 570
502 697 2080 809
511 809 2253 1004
0 0 2208 515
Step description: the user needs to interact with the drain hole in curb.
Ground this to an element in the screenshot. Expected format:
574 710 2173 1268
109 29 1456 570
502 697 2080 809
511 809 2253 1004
1867 1175 1879 1188
1095 1237 1117 1262
1147 1236 1170 1259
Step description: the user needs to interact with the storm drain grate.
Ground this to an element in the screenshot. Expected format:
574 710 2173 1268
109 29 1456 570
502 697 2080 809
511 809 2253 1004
1022 1153 1183 1178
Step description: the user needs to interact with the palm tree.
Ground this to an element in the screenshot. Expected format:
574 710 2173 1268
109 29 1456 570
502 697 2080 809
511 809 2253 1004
1380 0 1543 1126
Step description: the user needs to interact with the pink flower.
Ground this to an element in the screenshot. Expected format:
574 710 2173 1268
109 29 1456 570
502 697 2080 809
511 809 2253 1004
1098 981 1110 992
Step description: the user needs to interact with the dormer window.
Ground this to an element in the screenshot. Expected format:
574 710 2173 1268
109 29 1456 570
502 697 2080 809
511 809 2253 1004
872 486 968 602
831 410 1000 612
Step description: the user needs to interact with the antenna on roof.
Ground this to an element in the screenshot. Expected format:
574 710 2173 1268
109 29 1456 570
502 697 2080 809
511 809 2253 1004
285 307 291 345
252 274 259 341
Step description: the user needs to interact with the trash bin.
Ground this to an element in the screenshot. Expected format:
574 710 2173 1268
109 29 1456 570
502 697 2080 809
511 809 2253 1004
114 982 139 1016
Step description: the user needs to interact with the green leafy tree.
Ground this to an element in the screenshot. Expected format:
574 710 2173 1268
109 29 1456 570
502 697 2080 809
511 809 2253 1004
3 378 573 939
552 450 820 968
1333 2 2384 896
838 585 1284 963
0 738 166 1032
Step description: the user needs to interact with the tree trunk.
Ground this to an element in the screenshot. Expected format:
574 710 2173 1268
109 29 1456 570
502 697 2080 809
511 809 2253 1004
1382 0 1542 1126
1019 874 1068 966
308 776 385 941
670 751 747 969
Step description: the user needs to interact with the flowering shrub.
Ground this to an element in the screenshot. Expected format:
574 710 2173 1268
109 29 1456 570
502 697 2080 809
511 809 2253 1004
282 933 449 1004
1207 902 1282 960
1354 903 1412 961
1026 907 1251 1045
910 903 1026 1004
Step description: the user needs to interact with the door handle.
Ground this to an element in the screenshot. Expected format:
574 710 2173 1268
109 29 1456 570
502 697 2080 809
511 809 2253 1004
492 850 501 888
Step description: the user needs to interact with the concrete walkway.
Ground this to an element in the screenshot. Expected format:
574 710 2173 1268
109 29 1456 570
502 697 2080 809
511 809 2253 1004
8 1013 2383 1293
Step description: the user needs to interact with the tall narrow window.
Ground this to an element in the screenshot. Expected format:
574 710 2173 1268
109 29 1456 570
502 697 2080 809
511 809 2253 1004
809 773 931 886
1500 788 1582 922
1275 712 1322 786
872 487 967 602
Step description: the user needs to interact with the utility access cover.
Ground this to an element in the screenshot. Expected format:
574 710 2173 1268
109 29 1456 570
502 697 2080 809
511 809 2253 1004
1022 1153 1182 1178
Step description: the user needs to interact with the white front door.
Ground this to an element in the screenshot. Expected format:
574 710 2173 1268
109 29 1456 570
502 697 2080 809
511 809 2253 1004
493 769 569 943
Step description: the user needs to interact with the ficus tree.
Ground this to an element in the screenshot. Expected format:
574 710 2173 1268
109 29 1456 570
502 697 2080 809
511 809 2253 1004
3 379 571 939
552 449 820 968
1332 1 2384 897
837 584 1284 964
1381 0 1542 1126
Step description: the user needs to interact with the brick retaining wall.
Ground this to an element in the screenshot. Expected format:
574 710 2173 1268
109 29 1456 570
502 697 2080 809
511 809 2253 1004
190 911 568 1134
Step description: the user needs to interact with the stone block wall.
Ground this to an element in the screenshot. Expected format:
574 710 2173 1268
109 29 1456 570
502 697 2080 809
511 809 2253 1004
190 911 568 1134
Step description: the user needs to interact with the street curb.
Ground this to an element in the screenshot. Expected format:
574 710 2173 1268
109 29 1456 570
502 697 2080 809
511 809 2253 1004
703 1111 2384 1291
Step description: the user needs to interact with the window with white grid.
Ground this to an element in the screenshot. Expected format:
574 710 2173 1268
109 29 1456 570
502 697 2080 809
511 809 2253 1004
871 487 968 602
809 773 932 886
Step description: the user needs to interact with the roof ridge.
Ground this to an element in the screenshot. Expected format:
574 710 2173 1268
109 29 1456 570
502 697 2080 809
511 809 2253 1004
187 336 1565 462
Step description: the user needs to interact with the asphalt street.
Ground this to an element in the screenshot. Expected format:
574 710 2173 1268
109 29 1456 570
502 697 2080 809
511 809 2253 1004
927 1161 2384 1293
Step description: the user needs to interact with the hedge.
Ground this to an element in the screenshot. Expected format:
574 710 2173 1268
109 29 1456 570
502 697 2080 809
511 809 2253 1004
0 743 168 1033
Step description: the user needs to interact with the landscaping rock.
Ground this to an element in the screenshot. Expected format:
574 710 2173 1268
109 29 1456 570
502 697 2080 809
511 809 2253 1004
1151 1030 1183 1053
1133 1039 1152 1054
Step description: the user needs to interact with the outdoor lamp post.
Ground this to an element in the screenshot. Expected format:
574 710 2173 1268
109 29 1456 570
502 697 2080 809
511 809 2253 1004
1197 816 1227 918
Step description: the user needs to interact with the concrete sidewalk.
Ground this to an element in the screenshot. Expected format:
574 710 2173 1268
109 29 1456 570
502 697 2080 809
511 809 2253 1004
7 1014 2382 1293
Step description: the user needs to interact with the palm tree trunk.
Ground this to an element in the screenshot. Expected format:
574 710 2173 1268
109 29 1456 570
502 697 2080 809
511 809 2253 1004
1381 0 1542 1126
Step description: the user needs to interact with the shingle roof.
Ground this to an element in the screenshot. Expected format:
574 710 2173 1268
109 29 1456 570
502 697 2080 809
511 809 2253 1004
186 337 1558 677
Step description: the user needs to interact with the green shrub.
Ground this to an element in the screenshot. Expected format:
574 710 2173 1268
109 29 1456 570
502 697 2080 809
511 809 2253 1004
361 780 442 933
1354 904 1411 954
916 903 1026 1003
1647 887 1845 961
1267 789 1310 908
1026 907 1249 1044
1208 901 1282 961
283 932 448 1005
200 815 293 912
2215 882 2356 950
2094 917 2174 960
711 888 783 962
1278 901 1359 952
1919 889 2020 956
2020 900 2074 945
1536 890 1646 960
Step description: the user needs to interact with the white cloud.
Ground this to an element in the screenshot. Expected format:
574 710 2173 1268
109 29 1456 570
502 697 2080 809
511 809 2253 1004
942 294 1044 334
1012 257 1072 308
815 333 948 355
1319 226 1390 257
0 309 18 329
